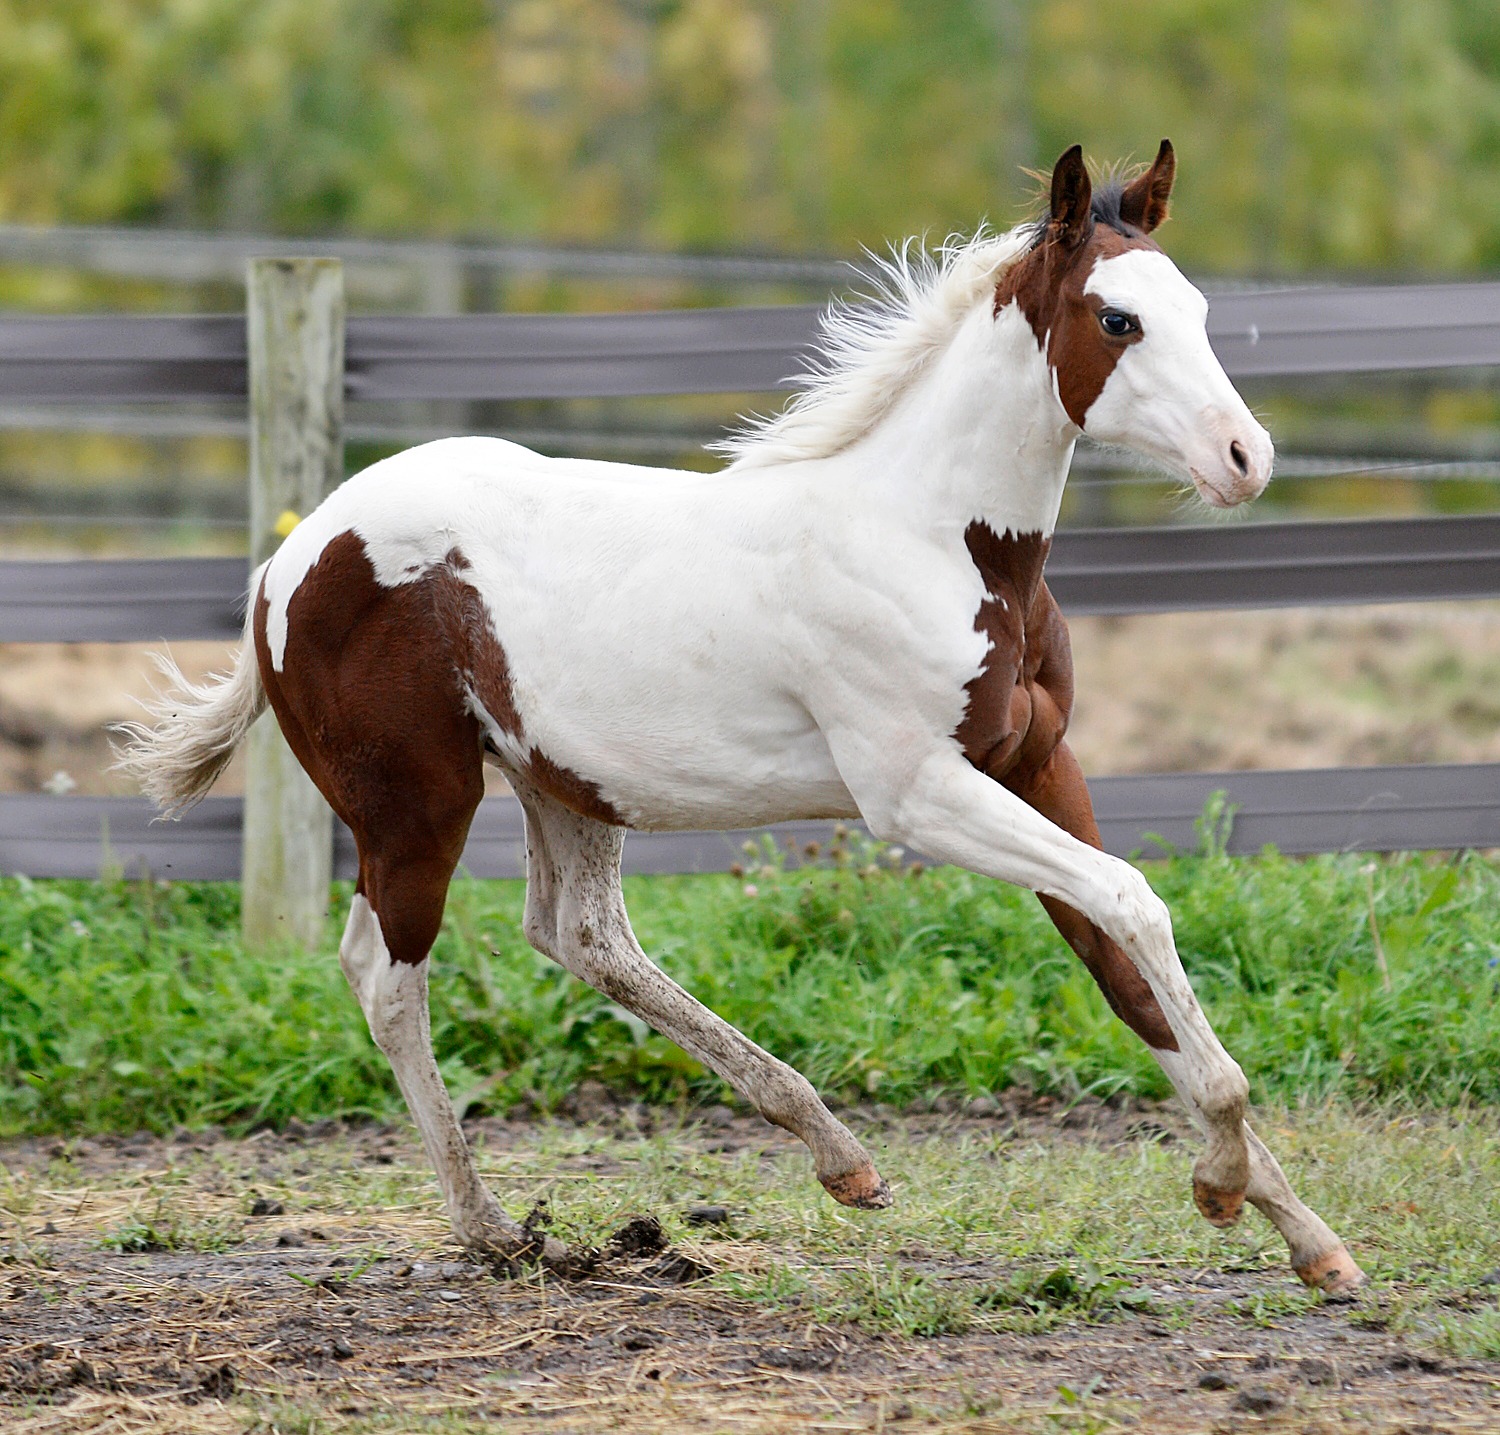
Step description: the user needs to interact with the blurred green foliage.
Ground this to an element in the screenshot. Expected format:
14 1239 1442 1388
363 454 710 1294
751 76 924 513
2 0 1500 273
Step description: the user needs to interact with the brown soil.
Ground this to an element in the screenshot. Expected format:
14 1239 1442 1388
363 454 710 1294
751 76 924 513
3 1111 1497 1434
1065 601 1500 775
5 602 1498 799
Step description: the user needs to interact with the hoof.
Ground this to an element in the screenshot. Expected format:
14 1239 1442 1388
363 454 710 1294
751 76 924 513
1193 1177 1246 1228
1294 1243 1366 1300
820 1162 893 1209
464 1220 570 1273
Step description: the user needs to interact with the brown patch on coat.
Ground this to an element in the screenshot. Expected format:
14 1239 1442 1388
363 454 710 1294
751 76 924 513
254 533 485 965
526 747 624 826
951 521 1179 1052
253 531 623 963
953 522 1052 776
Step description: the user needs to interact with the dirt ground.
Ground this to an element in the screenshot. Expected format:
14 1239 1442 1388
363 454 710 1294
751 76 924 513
4 602 1498 797
3 1104 1498 1434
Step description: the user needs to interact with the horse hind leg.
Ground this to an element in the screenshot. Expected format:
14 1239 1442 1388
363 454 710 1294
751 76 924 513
254 535 565 1265
511 774 890 1209
339 844 566 1269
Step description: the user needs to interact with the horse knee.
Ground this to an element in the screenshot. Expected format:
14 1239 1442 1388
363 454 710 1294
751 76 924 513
1113 867 1172 948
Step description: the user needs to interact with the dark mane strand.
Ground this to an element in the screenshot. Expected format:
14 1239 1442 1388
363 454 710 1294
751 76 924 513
1088 177 1133 234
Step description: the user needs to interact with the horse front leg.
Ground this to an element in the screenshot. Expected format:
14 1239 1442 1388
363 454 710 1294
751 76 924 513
842 740 1327 1284
512 776 891 1210
1010 739 1364 1295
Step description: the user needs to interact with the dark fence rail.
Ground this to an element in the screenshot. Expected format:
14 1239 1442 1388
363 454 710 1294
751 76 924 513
1 276 1498 875
7 280 1500 405
8 763 1497 884
0 222 857 287
2 514 1497 643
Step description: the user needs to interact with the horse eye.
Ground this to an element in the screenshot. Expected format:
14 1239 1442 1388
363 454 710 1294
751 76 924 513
1099 309 1138 337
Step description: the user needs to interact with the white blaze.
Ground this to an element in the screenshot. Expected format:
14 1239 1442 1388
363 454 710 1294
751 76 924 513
1079 249 1273 508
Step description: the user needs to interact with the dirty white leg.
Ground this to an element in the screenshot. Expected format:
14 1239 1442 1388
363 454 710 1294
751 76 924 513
1243 1123 1364 1294
1155 1052 1365 1294
513 781 889 1208
867 755 1251 1213
339 895 565 1264
847 749 1363 1285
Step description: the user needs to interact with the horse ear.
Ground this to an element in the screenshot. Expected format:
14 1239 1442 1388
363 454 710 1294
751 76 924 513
1119 139 1176 233
1048 145 1093 250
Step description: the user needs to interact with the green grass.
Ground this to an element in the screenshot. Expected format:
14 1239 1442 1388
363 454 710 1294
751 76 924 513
1 834 1498 1135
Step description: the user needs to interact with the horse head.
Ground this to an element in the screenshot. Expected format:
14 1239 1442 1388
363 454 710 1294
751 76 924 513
996 140 1272 509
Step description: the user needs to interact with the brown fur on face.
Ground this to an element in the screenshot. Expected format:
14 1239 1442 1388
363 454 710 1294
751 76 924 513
993 141 1176 427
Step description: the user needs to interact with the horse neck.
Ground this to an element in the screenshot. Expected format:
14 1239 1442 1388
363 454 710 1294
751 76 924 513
842 298 1077 539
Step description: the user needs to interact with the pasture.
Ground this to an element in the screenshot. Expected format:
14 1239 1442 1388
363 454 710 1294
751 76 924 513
3 844 1500 1431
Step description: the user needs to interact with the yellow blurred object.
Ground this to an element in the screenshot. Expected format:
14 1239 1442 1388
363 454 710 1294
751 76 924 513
274 509 301 538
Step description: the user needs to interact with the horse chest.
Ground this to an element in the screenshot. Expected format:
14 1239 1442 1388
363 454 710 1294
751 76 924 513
951 522 1066 779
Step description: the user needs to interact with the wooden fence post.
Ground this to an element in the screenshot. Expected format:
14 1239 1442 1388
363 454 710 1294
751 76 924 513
242 259 344 951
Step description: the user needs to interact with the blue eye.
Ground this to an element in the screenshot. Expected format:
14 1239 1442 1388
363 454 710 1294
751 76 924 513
1100 309 1138 337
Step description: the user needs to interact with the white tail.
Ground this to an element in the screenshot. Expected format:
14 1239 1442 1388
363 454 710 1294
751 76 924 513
112 568 269 817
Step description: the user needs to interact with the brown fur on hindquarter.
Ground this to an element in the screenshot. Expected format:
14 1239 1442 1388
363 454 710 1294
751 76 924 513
253 532 486 965
253 531 621 964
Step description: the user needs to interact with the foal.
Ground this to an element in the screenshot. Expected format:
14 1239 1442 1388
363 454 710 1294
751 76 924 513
119 142 1363 1295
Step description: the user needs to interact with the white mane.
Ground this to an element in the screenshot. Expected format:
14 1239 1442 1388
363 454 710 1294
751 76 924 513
713 226 1034 469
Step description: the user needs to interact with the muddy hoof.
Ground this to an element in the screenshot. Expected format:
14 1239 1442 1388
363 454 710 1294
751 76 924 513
467 1224 570 1273
820 1163 893 1209
1193 1177 1246 1227
1294 1243 1366 1300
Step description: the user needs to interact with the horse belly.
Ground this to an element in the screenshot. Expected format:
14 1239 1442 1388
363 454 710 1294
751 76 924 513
501 668 861 832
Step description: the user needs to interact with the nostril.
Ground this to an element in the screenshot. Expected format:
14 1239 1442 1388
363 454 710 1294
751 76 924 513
1229 439 1250 478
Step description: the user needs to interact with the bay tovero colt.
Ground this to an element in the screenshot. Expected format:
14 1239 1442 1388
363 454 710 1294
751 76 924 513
118 142 1364 1296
